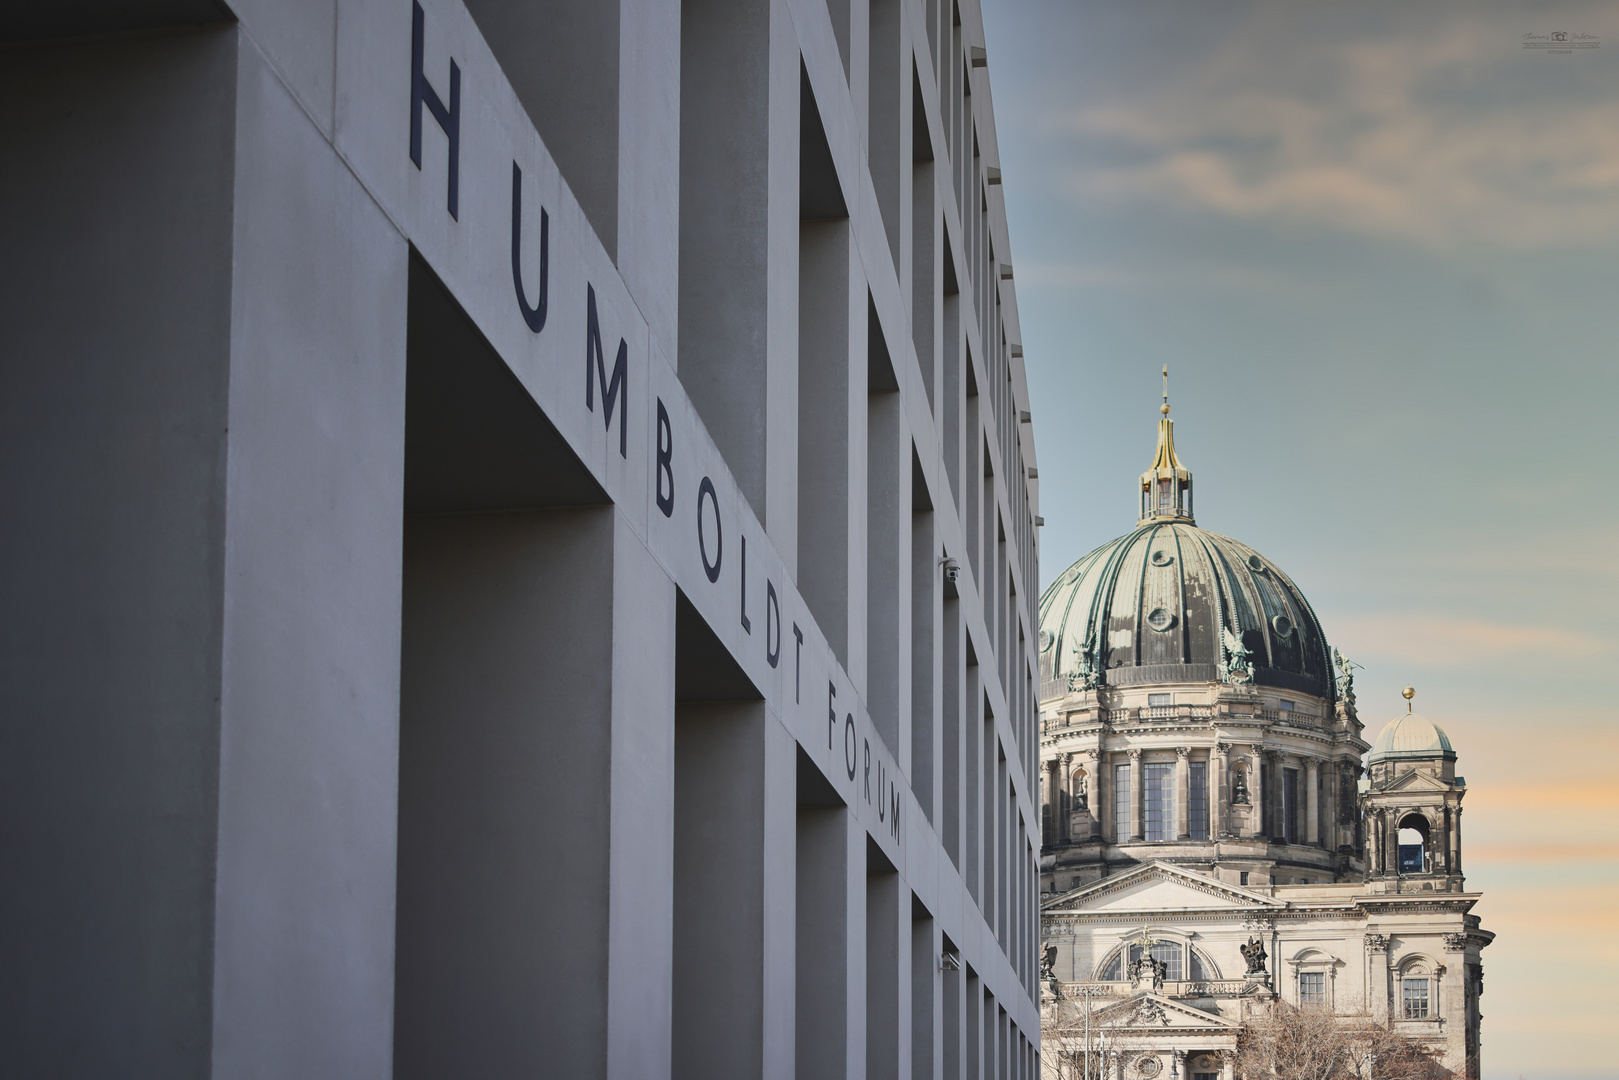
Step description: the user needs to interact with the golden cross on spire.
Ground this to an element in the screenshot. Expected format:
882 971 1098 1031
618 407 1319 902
1161 365 1170 416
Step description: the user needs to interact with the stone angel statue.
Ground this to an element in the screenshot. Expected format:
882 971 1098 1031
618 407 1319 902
1220 625 1253 685
1240 936 1268 975
1333 647 1360 700
1040 942 1058 981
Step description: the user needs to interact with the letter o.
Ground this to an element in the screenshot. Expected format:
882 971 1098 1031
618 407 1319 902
844 714 857 780
697 476 722 583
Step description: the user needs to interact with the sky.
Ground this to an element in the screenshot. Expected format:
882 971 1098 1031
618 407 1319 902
979 3 1619 1076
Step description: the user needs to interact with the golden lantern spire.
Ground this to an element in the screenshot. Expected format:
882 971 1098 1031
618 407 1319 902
1139 366 1194 524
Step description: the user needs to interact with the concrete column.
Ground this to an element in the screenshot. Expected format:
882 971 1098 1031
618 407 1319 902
0 28 410 1077
606 526 679 1080
1213 742 1230 839
1305 758 1320 847
1175 746 1191 840
220 37 410 1079
1128 748 1143 842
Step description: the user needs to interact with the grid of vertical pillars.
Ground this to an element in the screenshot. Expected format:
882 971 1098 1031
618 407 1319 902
0 0 1042 1076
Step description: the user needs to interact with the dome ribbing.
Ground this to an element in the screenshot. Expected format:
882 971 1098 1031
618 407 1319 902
1038 523 1334 699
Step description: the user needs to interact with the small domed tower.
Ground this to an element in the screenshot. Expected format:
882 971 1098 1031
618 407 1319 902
1360 688 1467 892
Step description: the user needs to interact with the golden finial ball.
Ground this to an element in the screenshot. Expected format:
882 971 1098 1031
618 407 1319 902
1160 403 1171 415
1402 686 1415 700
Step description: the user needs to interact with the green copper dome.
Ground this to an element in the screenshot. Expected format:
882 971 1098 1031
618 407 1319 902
1037 522 1335 698
1367 712 1455 763
1037 388 1336 700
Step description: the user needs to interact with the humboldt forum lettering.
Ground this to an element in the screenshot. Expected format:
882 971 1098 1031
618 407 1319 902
0 1 1044 1078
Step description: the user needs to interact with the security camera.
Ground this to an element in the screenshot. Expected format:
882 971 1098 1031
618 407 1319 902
940 557 961 584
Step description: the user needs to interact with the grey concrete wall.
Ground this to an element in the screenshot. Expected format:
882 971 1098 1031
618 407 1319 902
606 516 678 1080
798 219 856 668
0 0 1048 1073
210 34 408 1078
464 0 620 257
673 700 768 1079
396 508 615 1079
0 29 238 1076
867 844 902 1079
677 0 779 521
797 799 851 1080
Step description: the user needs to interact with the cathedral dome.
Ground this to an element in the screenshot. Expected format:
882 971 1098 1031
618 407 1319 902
1037 370 1335 700
1038 522 1335 699
1367 712 1455 763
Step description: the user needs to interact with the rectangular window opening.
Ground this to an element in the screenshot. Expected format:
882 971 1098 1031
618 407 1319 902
1113 763 1131 842
1188 760 1208 841
1403 978 1430 1019
1143 762 1172 843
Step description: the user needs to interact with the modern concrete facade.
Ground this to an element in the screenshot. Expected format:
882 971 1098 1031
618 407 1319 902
0 1 1043 1077
1034 408 1491 1078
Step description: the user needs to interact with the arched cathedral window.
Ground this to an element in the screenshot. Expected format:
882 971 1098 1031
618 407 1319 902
1095 940 1217 982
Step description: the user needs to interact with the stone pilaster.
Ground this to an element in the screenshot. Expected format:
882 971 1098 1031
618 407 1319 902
1367 934 1391 1023
1213 741 1230 839
1059 752 1074 843
1305 757 1319 847
1128 748 1143 842
1175 746 1191 840
1452 805 1462 873
1085 749 1102 841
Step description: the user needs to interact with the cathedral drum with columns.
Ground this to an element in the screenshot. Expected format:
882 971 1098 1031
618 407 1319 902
1035 390 1491 1079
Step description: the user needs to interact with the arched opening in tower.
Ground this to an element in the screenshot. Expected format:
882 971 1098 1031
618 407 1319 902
1397 816 1430 874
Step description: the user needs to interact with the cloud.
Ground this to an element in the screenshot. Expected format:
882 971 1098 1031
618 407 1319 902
1012 262 1147 290
1330 612 1609 666
1464 783 1619 813
1049 16 1619 252
1468 842 1619 862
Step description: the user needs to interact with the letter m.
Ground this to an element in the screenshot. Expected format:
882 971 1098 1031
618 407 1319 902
585 284 628 458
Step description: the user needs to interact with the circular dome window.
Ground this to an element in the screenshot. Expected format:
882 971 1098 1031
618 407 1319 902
1038 630 1055 652
1247 554 1266 573
1146 607 1176 632
1271 614 1294 637
1150 549 1173 567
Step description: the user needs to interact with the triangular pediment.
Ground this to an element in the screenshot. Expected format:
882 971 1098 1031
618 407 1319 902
1043 861 1283 913
1384 769 1452 793
1090 991 1240 1030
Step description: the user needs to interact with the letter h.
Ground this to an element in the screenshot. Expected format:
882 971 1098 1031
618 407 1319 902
410 1 460 220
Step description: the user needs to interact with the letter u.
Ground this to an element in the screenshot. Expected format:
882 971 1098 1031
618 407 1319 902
511 161 548 333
